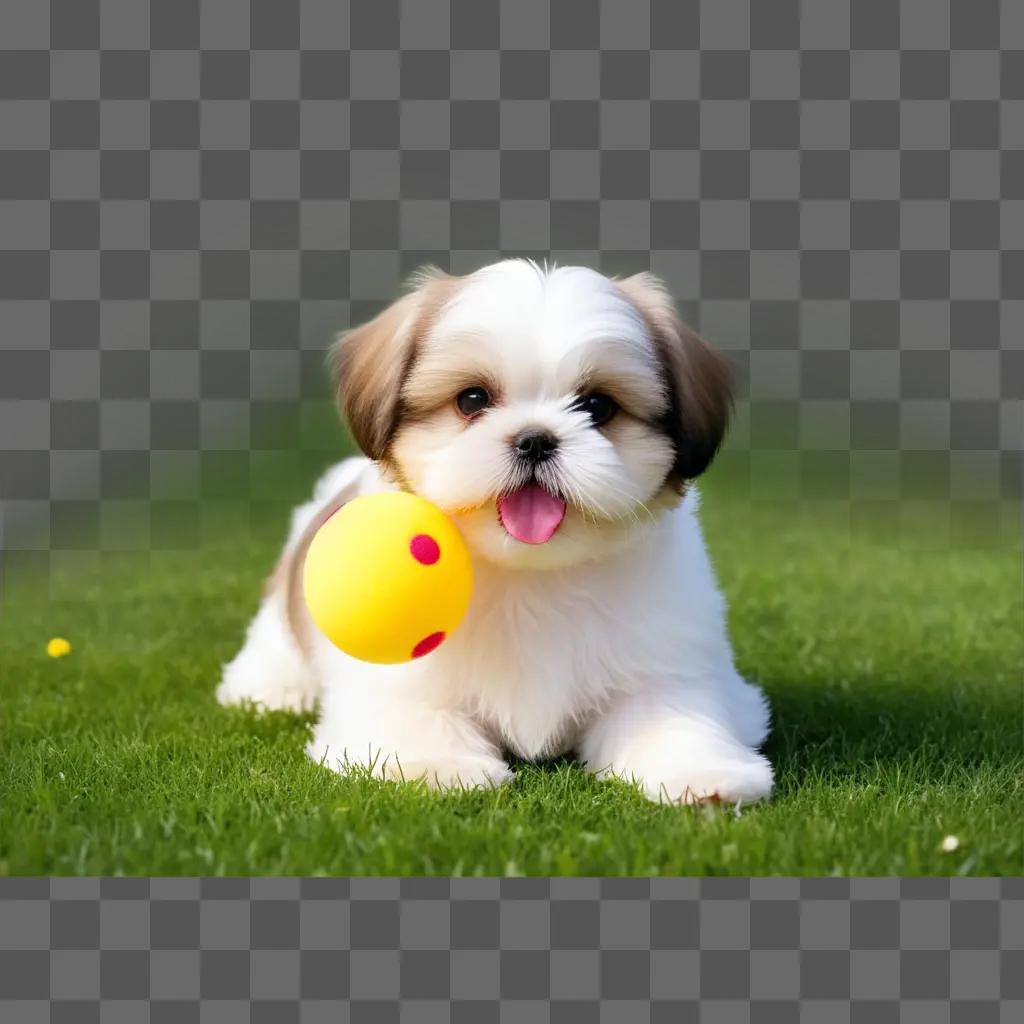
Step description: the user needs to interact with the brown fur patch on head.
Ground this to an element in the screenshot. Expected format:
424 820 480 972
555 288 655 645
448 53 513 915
330 267 461 467
615 272 733 490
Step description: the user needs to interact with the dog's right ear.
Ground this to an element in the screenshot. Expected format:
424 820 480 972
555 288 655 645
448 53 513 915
330 267 454 461
616 272 733 489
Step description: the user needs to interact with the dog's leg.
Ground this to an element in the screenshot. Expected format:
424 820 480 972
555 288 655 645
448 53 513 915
307 683 512 790
579 683 774 805
722 673 772 749
216 590 320 713
216 458 370 713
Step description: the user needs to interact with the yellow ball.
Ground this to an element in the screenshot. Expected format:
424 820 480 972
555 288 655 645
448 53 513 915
302 491 473 664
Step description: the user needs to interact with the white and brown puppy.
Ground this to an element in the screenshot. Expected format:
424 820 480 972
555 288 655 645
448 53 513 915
218 260 773 804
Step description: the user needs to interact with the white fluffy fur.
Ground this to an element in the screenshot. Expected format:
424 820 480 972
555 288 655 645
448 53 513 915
218 261 773 804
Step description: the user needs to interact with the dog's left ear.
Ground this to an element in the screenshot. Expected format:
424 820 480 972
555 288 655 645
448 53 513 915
330 266 454 462
616 272 733 488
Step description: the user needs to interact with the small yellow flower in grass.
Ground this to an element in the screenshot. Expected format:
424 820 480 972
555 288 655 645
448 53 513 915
940 835 960 853
47 637 72 659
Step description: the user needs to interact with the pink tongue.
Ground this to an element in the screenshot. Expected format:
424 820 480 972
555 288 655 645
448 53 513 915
497 485 567 545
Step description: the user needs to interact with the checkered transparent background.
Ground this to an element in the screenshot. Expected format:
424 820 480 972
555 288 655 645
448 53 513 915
0 0 1022 562
1 877 1021 1021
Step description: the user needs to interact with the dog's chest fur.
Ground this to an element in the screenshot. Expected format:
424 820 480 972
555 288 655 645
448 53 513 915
433 527 680 760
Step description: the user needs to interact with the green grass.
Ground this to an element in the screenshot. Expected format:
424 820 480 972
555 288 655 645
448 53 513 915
1 468 1021 876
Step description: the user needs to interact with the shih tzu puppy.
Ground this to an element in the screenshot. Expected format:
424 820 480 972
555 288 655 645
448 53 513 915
217 260 773 804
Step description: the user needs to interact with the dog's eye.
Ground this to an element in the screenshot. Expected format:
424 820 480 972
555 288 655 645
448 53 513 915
573 393 618 427
456 386 492 418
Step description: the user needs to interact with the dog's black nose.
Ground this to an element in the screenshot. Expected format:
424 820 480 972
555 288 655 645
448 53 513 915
514 430 559 463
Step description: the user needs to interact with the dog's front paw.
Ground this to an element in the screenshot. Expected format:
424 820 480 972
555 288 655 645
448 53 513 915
600 745 774 806
307 741 513 791
391 755 514 791
651 749 774 805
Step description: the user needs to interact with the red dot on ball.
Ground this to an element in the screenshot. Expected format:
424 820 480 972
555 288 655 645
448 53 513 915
410 533 440 565
411 631 446 659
